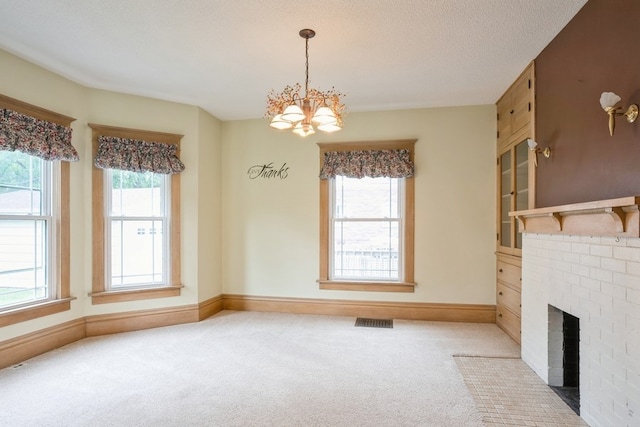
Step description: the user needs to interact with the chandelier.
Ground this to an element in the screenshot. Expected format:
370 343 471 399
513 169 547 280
266 29 345 137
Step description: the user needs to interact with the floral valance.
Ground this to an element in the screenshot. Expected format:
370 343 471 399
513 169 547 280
94 136 185 174
319 149 414 179
0 108 78 162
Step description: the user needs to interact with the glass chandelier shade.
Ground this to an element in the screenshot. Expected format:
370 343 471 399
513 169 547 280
266 29 345 137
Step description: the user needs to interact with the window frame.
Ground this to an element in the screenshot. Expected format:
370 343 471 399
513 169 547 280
317 139 416 293
106 168 170 289
89 123 183 304
0 94 74 327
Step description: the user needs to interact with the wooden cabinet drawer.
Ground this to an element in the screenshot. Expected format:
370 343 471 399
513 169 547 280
497 260 521 290
496 304 521 344
497 282 521 317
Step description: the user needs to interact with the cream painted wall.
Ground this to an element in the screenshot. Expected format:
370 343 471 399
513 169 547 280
0 49 223 341
196 108 223 300
221 106 496 304
0 46 494 346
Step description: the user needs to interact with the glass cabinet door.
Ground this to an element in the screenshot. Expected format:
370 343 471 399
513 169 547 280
515 141 529 249
499 150 512 248
498 139 530 254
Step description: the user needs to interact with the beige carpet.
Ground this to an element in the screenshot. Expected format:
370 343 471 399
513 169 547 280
0 310 520 426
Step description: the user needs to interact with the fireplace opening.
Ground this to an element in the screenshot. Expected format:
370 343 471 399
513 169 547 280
549 308 580 415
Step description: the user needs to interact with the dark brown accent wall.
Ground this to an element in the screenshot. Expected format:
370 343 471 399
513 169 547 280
535 0 640 207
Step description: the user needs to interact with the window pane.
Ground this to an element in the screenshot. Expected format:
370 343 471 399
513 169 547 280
333 220 399 280
0 151 43 215
110 170 164 217
111 219 164 287
0 219 48 308
334 176 399 218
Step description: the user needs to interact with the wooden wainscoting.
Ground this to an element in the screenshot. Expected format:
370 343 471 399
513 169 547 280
0 295 494 369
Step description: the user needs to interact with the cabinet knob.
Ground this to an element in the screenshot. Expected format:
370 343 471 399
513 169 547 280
498 291 503 295
498 269 503 273
498 313 503 318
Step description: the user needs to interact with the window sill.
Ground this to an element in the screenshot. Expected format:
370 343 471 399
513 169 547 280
0 297 75 327
318 280 416 293
90 285 183 305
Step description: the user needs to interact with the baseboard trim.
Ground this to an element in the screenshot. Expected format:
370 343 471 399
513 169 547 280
199 295 224 321
83 295 224 337
0 294 494 369
85 305 200 337
0 318 85 370
222 294 496 323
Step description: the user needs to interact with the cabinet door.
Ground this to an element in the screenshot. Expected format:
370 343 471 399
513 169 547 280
514 140 529 249
497 96 511 150
510 73 532 137
498 149 512 251
497 139 531 254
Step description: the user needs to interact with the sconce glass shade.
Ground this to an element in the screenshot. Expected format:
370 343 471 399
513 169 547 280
292 122 315 137
527 138 538 150
600 92 621 109
269 114 294 130
312 106 338 124
281 104 305 122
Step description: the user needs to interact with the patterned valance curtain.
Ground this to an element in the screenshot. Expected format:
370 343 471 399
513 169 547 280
0 108 78 161
94 136 185 174
319 149 414 179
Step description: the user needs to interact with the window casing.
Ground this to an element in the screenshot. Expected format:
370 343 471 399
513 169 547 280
317 140 416 293
0 94 74 327
90 123 182 304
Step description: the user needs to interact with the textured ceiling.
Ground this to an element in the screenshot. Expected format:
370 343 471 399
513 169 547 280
0 0 587 121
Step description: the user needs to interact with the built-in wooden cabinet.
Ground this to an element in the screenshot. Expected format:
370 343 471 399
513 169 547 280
495 62 535 344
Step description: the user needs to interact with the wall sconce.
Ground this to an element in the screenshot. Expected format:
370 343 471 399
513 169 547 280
599 92 638 136
527 138 550 167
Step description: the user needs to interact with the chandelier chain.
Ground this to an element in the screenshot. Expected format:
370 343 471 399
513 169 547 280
304 36 309 98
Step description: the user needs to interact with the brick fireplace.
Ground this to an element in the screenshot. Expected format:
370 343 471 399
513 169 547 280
514 197 640 426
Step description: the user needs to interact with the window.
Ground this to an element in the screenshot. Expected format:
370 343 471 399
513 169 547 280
90 124 184 304
332 176 402 280
108 169 168 288
0 94 76 327
317 140 416 292
0 151 53 309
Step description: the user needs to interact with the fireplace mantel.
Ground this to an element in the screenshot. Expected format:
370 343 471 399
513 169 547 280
510 196 640 237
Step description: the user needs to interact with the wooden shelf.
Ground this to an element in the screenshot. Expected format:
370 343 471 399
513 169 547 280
510 196 640 237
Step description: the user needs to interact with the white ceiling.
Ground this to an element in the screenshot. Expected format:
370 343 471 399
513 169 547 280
0 0 587 121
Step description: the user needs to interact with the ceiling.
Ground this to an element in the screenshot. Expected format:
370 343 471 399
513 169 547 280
0 0 588 121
